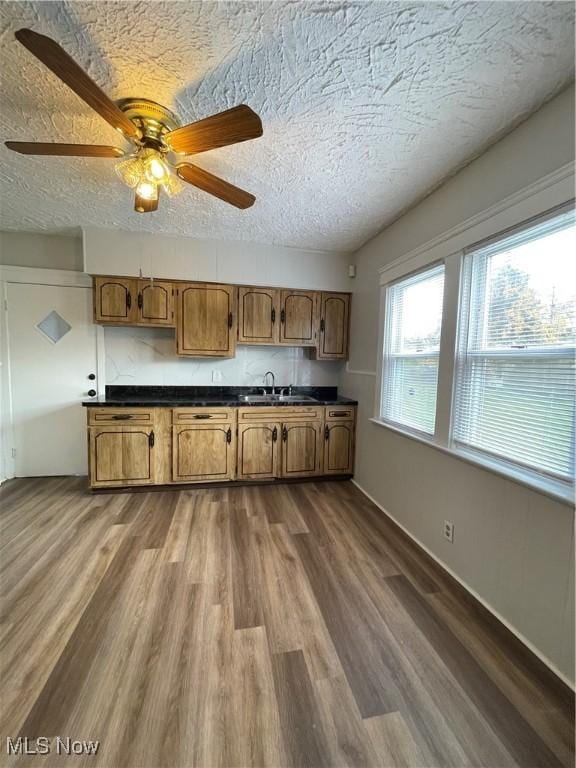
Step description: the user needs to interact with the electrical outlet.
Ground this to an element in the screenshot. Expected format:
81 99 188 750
443 520 454 543
212 370 223 383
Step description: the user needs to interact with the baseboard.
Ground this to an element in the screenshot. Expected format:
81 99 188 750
351 479 575 693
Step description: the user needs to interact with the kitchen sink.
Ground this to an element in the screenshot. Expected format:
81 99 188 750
239 394 318 403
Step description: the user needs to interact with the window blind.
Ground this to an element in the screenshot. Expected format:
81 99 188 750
453 208 576 482
381 264 445 434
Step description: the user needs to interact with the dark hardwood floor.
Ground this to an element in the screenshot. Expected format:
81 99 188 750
0 477 573 767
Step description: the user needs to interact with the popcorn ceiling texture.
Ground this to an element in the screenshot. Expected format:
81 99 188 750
0 1 573 252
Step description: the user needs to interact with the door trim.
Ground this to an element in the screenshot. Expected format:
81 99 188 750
0 266 105 482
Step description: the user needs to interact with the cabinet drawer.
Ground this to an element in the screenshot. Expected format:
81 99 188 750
88 408 156 425
237 406 322 422
172 407 235 424
324 406 355 421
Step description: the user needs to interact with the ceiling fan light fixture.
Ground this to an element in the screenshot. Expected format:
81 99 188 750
142 149 169 183
115 153 144 188
161 172 184 198
135 180 158 201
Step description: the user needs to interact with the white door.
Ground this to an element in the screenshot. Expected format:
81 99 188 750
6 282 98 476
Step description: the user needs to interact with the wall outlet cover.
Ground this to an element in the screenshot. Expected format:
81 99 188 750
443 520 455 543
212 370 223 383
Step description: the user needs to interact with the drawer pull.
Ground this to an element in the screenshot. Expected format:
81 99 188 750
193 414 212 419
330 411 349 417
112 414 133 420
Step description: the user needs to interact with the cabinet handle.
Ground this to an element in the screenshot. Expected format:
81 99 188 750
149 431 155 447
280 309 286 324
112 414 133 420
228 312 233 329
320 318 325 332
126 291 132 310
137 292 143 309
325 425 330 441
271 308 276 324
272 426 278 442
226 427 232 443
282 426 288 442
331 411 349 417
193 414 212 419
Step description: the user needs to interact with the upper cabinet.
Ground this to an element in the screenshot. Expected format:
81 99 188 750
176 282 236 357
316 292 350 360
93 276 350 360
138 280 175 326
279 290 318 346
93 276 175 327
94 277 138 324
238 287 279 345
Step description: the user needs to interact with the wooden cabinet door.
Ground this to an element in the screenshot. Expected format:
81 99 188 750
318 292 350 359
237 287 279 344
172 424 235 481
138 280 174 326
281 421 322 477
237 422 280 479
279 290 318 346
89 426 155 486
176 283 236 357
323 421 354 474
93 277 137 323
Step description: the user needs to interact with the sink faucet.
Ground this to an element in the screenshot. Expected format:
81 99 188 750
263 371 276 394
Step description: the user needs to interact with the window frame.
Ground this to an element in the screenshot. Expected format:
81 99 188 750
379 262 446 439
374 201 575 504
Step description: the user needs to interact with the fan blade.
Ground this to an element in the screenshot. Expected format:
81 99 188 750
135 189 159 213
165 105 262 155
176 163 255 209
5 141 124 157
14 29 139 140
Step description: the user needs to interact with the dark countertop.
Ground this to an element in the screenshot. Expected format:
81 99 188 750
83 385 358 408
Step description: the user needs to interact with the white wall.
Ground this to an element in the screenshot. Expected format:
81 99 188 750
341 86 575 683
0 232 83 271
104 328 341 388
84 228 351 388
83 228 352 291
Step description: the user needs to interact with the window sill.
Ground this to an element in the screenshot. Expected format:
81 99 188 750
369 418 575 506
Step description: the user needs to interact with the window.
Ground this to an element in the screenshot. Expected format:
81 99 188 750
453 209 575 483
381 264 445 434
375 202 575 501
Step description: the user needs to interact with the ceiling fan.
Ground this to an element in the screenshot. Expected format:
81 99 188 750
4 29 263 212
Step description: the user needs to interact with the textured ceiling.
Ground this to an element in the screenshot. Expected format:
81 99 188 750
0 1 574 252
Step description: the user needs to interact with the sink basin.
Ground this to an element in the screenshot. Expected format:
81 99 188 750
278 395 317 402
239 394 318 403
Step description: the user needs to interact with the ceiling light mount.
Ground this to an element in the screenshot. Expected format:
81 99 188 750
116 98 181 144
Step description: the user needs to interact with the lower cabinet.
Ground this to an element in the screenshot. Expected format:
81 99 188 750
89 426 155 487
172 423 235 482
237 422 280 480
281 421 322 477
87 405 355 488
323 420 355 475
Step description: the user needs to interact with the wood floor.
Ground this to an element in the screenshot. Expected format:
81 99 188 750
0 477 573 768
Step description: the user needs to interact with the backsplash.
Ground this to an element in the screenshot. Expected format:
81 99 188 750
104 326 344 387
